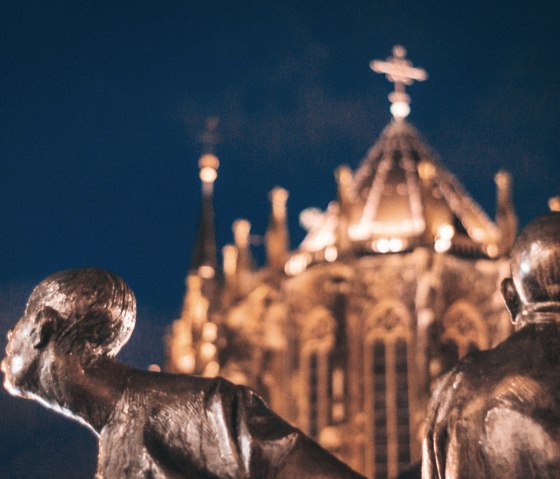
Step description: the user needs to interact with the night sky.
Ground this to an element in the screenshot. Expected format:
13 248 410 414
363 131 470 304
1 1 559 476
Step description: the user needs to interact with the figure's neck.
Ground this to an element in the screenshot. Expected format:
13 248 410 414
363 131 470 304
516 301 560 331
35 348 128 434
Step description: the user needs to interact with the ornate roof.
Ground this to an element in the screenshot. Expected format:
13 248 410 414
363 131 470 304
289 119 513 274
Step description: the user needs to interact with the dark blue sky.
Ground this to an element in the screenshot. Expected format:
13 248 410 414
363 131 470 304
1 1 559 476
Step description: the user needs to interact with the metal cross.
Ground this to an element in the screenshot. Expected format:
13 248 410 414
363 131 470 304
370 45 427 119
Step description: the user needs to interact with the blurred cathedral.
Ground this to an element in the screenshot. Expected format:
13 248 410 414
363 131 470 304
165 46 517 479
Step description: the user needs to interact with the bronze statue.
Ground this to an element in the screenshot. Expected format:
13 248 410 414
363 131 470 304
423 213 560 478
2 268 363 478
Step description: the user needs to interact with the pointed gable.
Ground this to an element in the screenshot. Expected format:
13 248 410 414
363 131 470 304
294 119 505 266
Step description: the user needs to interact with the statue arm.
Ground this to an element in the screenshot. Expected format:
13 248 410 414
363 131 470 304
145 377 365 478
422 371 456 479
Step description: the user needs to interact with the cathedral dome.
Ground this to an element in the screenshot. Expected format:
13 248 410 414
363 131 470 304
290 46 515 272
292 118 511 272
350 119 502 255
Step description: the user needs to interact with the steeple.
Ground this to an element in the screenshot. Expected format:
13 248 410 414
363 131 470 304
190 118 220 280
167 118 221 375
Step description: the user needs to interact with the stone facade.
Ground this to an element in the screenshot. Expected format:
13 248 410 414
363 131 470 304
166 117 516 478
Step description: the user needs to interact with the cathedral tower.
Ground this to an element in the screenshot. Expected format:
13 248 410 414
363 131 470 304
166 48 516 478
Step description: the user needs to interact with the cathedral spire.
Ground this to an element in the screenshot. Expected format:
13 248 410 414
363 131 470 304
371 45 427 121
190 118 220 280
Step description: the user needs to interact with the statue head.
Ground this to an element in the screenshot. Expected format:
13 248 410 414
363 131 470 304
501 213 560 326
2 268 135 396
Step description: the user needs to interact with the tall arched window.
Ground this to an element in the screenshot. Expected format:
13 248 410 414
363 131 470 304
440 300 487 371
364 301 414 479
300 306 336 438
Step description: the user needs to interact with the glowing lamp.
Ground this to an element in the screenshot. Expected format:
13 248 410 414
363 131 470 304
198 265 215 279
199 166 217 183
389 238 405 252
200 342 217 361
434 237 452 253
198 153 219 183
486 244 499 258
202 322 218 342
324 246 338 262
437 224 455 240
390 101 411 120
375 238 390 253
418 160 436 180
284 253 310 276
178 353 196 373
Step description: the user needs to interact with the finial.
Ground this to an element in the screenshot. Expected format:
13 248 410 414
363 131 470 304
233 219 251 249
549 196 560 212
197 117 220 185
370 45 428 120
270 187 289 220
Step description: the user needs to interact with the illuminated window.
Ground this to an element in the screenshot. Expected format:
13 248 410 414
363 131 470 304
364 302 414 479
300 307 336 439
441 300 487 371
309 352 319 437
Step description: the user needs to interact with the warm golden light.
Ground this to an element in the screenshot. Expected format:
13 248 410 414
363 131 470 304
233 219 251 249
494 170 511 189
349 223 370 241
198 153 219 183
389 238 405 252
318 426 342 449
418 160 436 180
284 252 311 276
390 101 410 119
187 274 202 291
375 238 390 253
178 353 196 373
148 364 161 372
437 224 455 240
324 246 338 262
198 153 219 170
202 322 218 342
203 360 220 377
198 265 215 279
373 237 405 253
470 227 486 242
271 187 289 205
222 244 238 276
434 237 452 253
549 196 560 212
200 342 217 361
299 208 324 231
371 45 427 121
199 166 217 183
486 244 499 258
